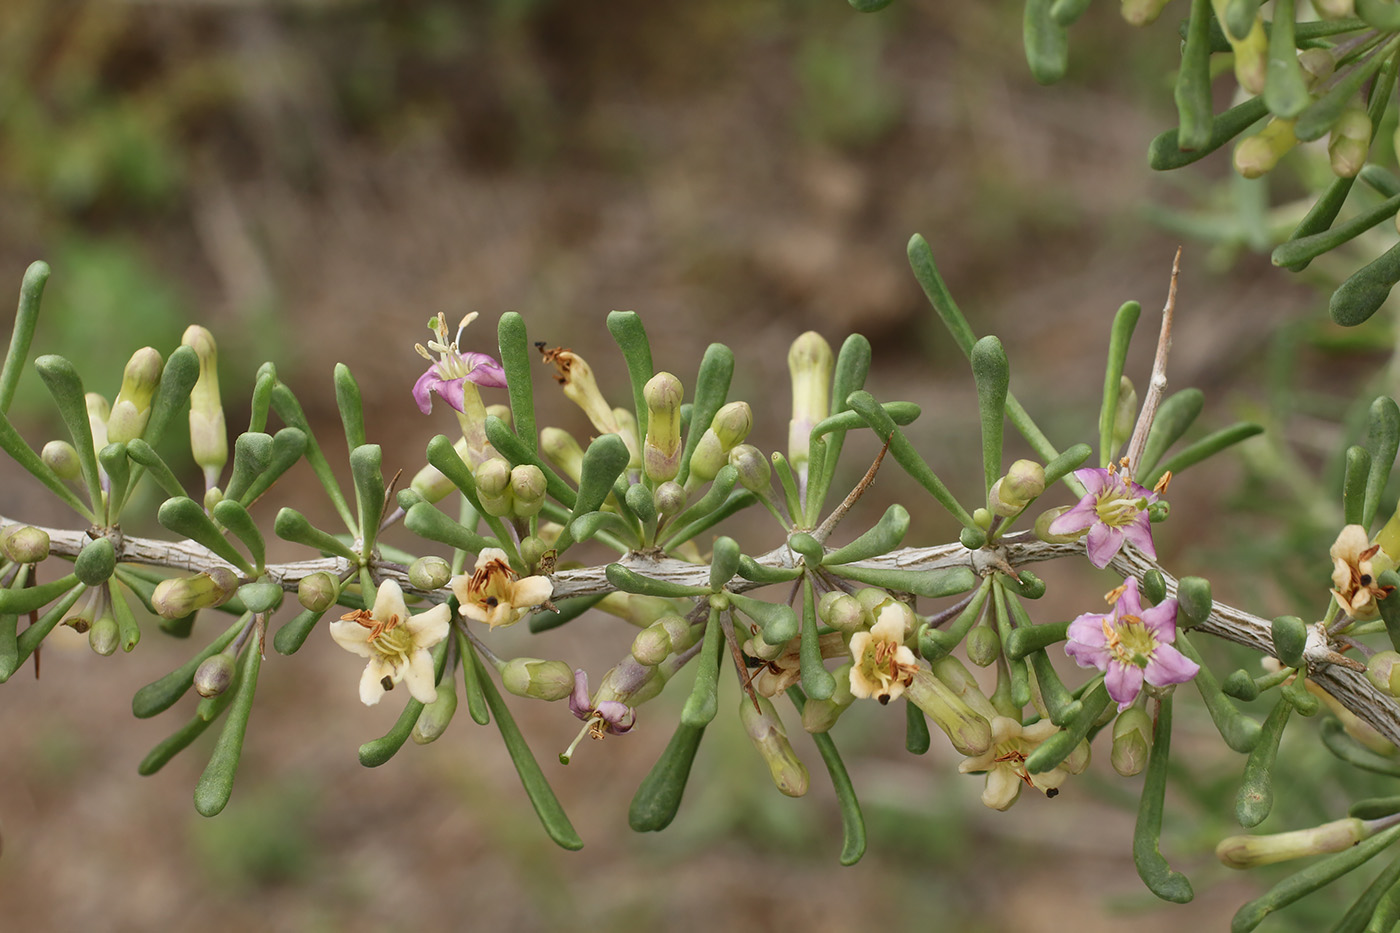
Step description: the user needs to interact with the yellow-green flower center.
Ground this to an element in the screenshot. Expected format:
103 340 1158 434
369 615 414 659
1103 614 1155 668
1093 485 1144 529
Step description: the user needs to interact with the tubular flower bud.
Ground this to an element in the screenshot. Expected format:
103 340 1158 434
1110 706 1153 776
787 331 833 477
740 695 810 797
485 403 512 428
654 481 686 519
1210 0 1267 92
502 657 576 701
330 579 452 706
643 371 684 483
818 591 868 634
183 326 227 484
539 346 622 437
509 464 547 518
0 525 49 563
1002 459 1046 505
728 444 772 493
1217 818 1369 869
631 615 700 666
152 567 240 619
410 436 471 503
965 619 1000 667
959 716 1072 810
1329 109 1371 179
85 393 110 462
712 401 754 449
451 547 553 630
1234 118 1298 179
88 615 120 657
473 458 514 517
1299 49 1336 87
298 571 340 611
1368 651 1400 697
194 650 237 697
905 669 992 756
540 427 586 484
1313 0 1355 17
42 440 81 481
106 347 162 444
802 661 856 733
408 556 452 591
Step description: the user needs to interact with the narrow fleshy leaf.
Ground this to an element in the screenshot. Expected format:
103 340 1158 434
1175 632 1262 753
806 334 872 522
334 363 366 452
1263 0 1309 118
629 721 705 832
788 686 866 865
1149 96 1268 170
1098 302 1141 468
1134 695 1195 903
350 444 385 550
1175 0 1215 150
678 343 734 486
271 383 356 532
0 261 48 414
34 354 104 513
972 335 1010 492
273 507 361 561
193 629 262 817
212 499 265 572
800 578 835 700
681 609 723 727
848 390 977 530
1023 0 1069 85
1144 423 1264 487
1235 693 1293 828
606 310 654 442
496 313 536 454
158 497 255 574
456 630 490 725
1366 396 1400 529
272 607 329 655
823 504 909 565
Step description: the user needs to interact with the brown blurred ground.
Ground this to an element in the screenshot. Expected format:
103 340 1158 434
0 1 1328 930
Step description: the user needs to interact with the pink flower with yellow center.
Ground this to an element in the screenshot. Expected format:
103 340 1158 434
1064 577 1198 710
1048 463 1160 569
413 311 507 415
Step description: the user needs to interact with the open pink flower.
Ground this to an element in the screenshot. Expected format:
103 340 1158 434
1048 465 1158 569
413 312 507 414
1064 577 1198 710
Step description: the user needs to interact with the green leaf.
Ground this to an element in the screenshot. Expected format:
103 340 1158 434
271 383 356 532
788 686 866 865
678 343 734 486
1235 693 1293 828
0 261 48 414
1331 239 1400 328
496 313 537 454
1366 397 1400 529
606 310 654 443
193 632 262 817
1150 95 1268 170
1098 302 1141 468
333 363 365 452
1023 0 1069 85
158 496 255 575
629 722 705 832
1174 0 1215 151
972 335 1010 491
1264 0 1309 118
681 609 724 727
799 578 835 700
1133 695 1195 903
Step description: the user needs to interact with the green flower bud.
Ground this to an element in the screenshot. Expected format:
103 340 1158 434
787 331 833 474
88 614 120 656
509 464 547 518
1003 459 1045 504
152 567 239 619
1112 375 1136 452
502 657 576 701
519 535 549 570
632 615 699 665
408 556 452 591
411 679 459 744
986 482 1018 519
818 591 867 634
742 628 787 660
739 694 809 797
712 401 753 449
931 655 999 721
0 524 49 563
107 347 163 444
1111 707 1153 777
1298 49 1336 87
1313 0 1354 18
1368 651 1400 697
1120 0 1171 25
728 443 771 493
973 506 995 528
1220 4 1267 94
297 571 339 611
965 619 1000 667
1216 818 1368 869
474 457 514 517
41 440 81 480
854 587 891 613
687 429 727 485
540 427 585 484
905 668 992 756
203 486 223 511
1234 118 1298 179
1035 506 1082 543
643 371 684 483
183 326 227 484
194 651 237 697
1329 109 1371 179
410 436 470 503
485 403 512 429
802 661 856 733
654 481 686 519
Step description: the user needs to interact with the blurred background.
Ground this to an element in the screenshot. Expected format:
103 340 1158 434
0 0 1386 930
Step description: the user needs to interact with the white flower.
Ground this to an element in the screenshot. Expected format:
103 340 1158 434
848 603 918 704
330 579 451 706
958 716 1086 811
452 547 553 630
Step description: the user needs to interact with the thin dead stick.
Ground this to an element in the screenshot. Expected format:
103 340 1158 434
811 441 889 543
1125 248 1181 474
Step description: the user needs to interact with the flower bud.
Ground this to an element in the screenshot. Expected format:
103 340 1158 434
540 427 585 484
643 371 684 483
86 393 110 458
297 571 339 611
194 651 237 697
409 556 452 591
502 657 576 701
411 680 459 744
486 403 512 429
0 524 49 563
739 694 810 797
1234 118 1298 179
510 464 547 518
1298 49 1336 86
519 535 549 570
1313 0 1354 18
687 429 727 485
728 443 772 493
42 440 81 481
183 326 227 485
1003 459 1045 504
474 458 514 517
743 629 787 660
1216 818 1368 869
905 669 992 756
802 662 856 733
931 655 999 721
1329 109 1371 179
543 348 621 437
965 619 1000 667
1120 0 1171 25
654 481 686 519
410 436 471 503
632 615 699 666
853 587 890 614
89 613 120 656
1111 707 1153 777
712 401 753 449
1035 505 1083 543
596 657 665 707
106 347 163 444
787 331 833 475
1229 15 1268 95
1368 651 1400 697
152 567 239 619
818 591 867 634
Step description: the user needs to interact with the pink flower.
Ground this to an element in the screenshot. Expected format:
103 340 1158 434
413 312 507 415
1048 465 1158 569
567 669 635 736
1064 577 1198 710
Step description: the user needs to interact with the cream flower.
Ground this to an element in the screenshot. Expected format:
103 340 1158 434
848 604 919 704
958 715 1087 811
452 547 553 630
329 578 451 706
1330 524 1394 620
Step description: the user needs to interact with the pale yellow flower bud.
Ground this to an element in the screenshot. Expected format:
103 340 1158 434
1329 109 1371 179
107 347 163 444
739 694 809 797
183 326 227 484
1217 818 1368 869
787 331 833 476
643 371 684 483
540 427 585 484
1234 118 1298 179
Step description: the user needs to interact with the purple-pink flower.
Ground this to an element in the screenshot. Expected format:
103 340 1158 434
1065 577 1198 709
1048 465 1159 569
413 311 507 415
567 669 635 736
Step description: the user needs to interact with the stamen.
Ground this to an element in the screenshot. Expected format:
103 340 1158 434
560 719 593 765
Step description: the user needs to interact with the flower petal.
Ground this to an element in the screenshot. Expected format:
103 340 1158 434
403 648 439 704
329 618 375 658
1116 577 1145 618
360 658 393 706
1047 498 1096 536
1120 513 1157 560
1105 661 1145 710
1139 599 1180 642
461 353 508 388
405 603 452 647
568 669 592 720
1072 467 1112 495
982 767 1022 811
1144 644 1199 688
412 369 441 415
511 575 554 609
372 578 410 623
1085 522 1124 569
